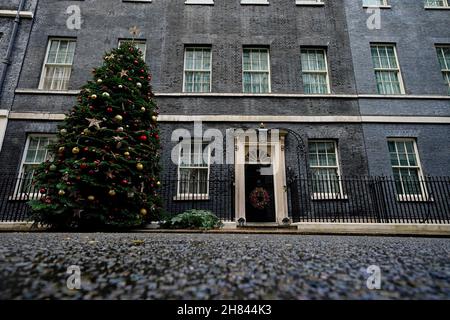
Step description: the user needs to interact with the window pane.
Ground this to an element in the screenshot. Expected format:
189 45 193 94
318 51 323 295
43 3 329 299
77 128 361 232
388 140 424 196
47 40 59 64
177 142 210 195
243 72 252 93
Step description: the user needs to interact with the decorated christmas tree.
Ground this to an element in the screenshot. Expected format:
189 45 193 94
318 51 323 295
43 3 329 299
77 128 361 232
30 40 161 229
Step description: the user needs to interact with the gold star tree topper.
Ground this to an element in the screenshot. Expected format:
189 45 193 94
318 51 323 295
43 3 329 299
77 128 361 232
129 26 141 38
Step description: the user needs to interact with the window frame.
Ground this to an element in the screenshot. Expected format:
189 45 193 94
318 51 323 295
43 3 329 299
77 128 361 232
424 0 449 8
182 46 213 93
436 45 450 95
370 43 405 95
242 47 272 94
300 47 331 94
118 39 147 60
176 140 211 200
14 134 56 199
387 138 428 202
38 38 76 91
296 0 324 5
308 140 345 200
362 0 389 7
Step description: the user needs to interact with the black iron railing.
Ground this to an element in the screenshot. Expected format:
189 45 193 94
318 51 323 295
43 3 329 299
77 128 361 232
0 174 235 222
0 173 449 224
287 176 450 224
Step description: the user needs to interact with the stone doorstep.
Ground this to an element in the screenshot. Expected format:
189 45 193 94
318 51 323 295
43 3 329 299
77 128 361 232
1 221 449 236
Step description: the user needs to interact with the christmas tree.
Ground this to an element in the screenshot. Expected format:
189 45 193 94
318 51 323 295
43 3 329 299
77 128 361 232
30 41 162 229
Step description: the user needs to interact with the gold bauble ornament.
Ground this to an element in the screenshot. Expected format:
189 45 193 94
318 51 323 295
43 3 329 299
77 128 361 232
114 115 123 122
72 147 80 154
140 208 147 216
124 151 130 157
102 92 110 98
156 181 161 186
58 146 65 153
97 79 103 84
91 94 97 99
141 107 146 112
58 190 65 196
60 128 68 135
136 82 142 88
136 163 144 171
49 164 57 171
108 190 116 196
151 115 157 122
117 127 124 132
87 195 95 201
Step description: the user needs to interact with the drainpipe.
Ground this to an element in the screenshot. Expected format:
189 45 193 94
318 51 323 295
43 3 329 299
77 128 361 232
0 0 27 99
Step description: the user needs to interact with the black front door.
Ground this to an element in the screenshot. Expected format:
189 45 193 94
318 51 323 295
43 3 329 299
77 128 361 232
245 164 276 222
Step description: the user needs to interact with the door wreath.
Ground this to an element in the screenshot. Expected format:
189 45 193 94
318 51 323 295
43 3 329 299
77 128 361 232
249 187 271 210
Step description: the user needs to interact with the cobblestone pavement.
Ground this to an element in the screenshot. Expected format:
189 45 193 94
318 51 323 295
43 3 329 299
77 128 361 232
0 233 449 299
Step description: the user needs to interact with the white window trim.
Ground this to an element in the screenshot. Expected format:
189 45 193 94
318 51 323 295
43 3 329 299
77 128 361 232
38 38 76 91
185 0 214 4
242 47 272 93
118 39 147 60
362 0 391 8
301 48 331 94
182 47 213 93
241 0 270 5
309 140 345 200
388 138 429 202
424 0 449 9
13 134 56 200
296 0 324 6
175 141 211 200
371 44 406 95
436 45 450 95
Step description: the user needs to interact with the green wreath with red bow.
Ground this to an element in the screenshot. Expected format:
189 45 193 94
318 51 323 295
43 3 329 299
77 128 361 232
249 187 271 210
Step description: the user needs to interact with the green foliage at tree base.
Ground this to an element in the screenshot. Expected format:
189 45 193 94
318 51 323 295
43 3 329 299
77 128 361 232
161 210 223 230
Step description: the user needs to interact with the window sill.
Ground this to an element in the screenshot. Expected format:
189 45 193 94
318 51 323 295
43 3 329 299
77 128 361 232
15 88 79 95
240 0 269 5
0 10 34 18
424 6 450 10
296 1 324 6
185 0 214 4
173 194 210 201
311 193 348 200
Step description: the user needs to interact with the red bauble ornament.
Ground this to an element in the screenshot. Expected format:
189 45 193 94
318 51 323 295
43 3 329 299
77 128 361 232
107 107 113 113
80 163 88 169
154 134 159 140
134 60 138 65
139 135 147 141
121 179 128 185
89 105 94 110
88 170 95 175
128 78 132 81
39 188 46 194
83 147 89 152
140 69 144 73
